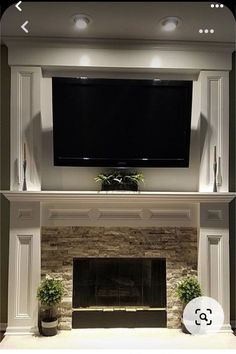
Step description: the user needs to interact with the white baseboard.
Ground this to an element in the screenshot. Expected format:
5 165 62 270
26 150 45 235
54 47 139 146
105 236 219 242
5 326 38 336
0 323 7 331
219 323 233 333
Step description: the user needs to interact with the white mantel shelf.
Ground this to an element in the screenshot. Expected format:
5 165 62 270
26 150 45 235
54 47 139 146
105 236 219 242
2 191 235 203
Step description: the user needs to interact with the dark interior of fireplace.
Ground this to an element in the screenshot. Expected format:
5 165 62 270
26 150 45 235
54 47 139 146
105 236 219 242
72 258 167 328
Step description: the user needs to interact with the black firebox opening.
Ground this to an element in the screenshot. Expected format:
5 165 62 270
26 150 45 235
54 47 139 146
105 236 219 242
72 258 166 328
73 258 166 308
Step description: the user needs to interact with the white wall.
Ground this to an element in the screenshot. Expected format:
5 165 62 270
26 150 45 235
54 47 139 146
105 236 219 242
41 76 200 191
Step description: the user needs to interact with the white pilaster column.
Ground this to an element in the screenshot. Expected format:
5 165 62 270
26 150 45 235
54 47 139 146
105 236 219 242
199 71 229 192
6 202 41 335
10 66 42 191
198 203 231 332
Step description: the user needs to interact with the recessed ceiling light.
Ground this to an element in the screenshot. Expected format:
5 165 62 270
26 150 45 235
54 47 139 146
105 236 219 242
204 29 209 33
211 4 215 8
160 17 182 32
199 29 203 33
220 4 224 8
210 29 215 33
73 14 91 30
215 3 219 7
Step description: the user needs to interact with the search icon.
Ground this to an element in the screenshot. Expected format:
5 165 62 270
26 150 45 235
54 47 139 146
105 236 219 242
199 312 208 321
183 296 224 335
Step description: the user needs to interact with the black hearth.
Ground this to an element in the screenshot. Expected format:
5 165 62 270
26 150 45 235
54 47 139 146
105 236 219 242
72 258 166 328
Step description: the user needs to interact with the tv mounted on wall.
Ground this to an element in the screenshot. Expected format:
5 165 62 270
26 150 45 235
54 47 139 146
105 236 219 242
52 78 192 167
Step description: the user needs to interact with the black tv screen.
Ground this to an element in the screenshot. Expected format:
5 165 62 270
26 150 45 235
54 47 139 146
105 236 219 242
52 78 192 167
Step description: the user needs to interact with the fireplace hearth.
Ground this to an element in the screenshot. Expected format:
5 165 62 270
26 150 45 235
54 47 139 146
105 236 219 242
72 258 166 328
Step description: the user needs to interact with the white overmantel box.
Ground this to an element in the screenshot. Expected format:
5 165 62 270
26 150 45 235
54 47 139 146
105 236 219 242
3 38 233 193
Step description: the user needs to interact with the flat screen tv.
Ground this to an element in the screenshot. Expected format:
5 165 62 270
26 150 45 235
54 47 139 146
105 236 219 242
52 78 192 167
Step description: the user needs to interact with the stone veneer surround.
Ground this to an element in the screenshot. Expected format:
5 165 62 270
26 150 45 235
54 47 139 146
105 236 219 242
41 226 198 330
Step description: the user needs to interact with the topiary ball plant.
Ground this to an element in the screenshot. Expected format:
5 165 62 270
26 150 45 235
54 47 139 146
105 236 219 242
176 276 202 305
37 276 64 321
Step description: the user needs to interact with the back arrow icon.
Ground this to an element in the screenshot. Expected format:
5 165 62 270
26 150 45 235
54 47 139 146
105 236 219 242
21 20 29 33
15 1 22 11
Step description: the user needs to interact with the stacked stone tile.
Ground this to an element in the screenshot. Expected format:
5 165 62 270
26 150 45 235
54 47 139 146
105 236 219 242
41 226 197 330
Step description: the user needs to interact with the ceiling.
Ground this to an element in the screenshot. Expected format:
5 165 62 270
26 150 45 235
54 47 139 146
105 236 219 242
1 2 235 43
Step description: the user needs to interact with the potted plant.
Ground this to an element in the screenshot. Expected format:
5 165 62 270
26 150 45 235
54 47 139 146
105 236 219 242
37 275 64 336
95 170 144 191
176 276 202 334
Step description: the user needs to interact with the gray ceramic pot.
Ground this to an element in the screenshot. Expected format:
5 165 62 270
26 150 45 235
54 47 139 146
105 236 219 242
41 319 58 336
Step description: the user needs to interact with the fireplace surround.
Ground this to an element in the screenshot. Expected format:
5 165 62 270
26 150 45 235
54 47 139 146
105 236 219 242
2 191 235 334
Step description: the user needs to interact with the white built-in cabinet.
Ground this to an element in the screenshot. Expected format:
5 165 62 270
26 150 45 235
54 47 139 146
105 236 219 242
199 71 229 192
3 42 235 335
10 67 42 191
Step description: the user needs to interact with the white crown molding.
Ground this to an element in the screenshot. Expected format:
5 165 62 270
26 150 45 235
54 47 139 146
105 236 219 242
2 191 236 203
4 42 232 71
2 36 235 53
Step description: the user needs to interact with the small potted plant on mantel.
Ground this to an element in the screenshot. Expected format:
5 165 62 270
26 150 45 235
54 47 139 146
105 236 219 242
37 275 64 336
95 170 144 191
176 276 202 334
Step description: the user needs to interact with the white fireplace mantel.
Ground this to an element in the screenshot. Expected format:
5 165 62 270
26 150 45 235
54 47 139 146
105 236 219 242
3 191 236 203
2 190 235 335
3 190 235 228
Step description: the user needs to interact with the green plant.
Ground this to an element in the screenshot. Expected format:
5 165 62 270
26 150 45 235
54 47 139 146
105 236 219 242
37 276 64 320
176 276 202 305
95 170 144 190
